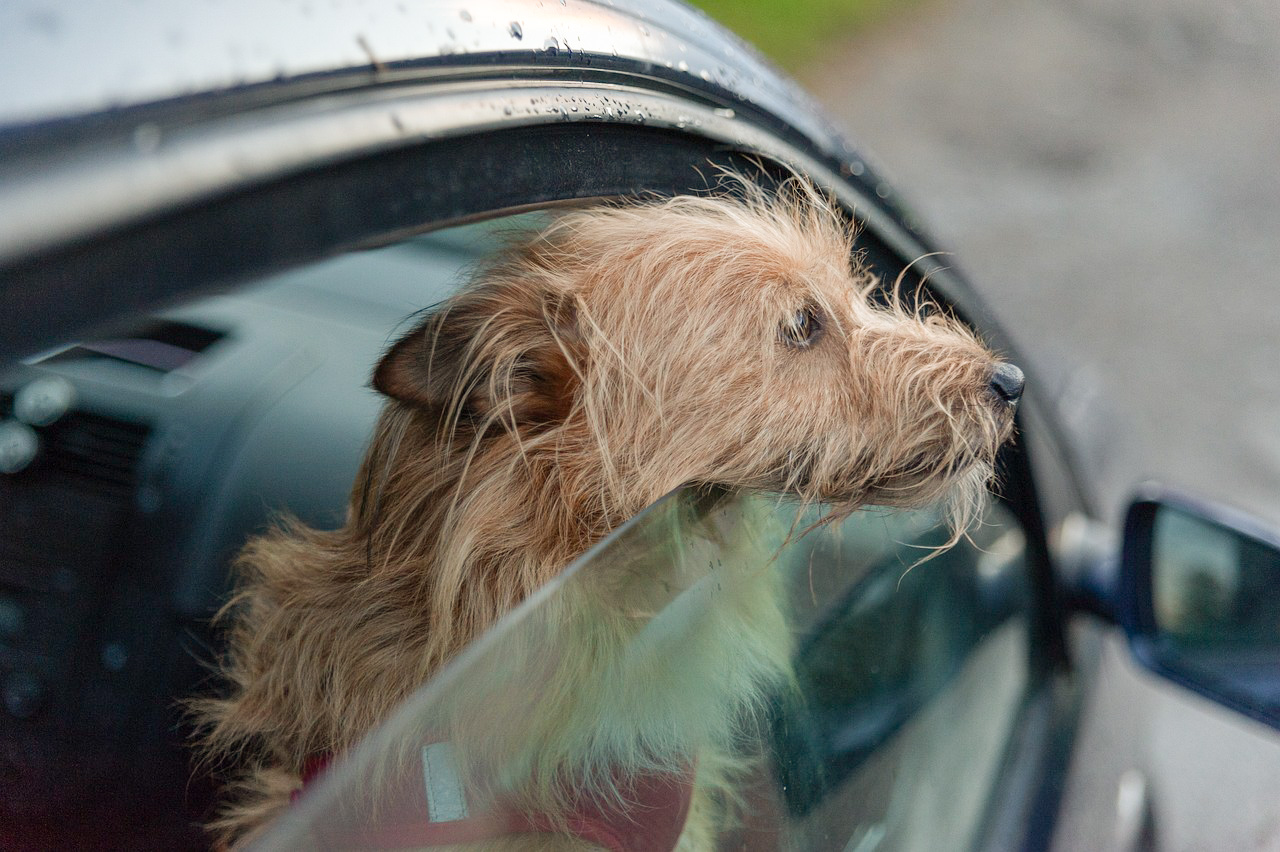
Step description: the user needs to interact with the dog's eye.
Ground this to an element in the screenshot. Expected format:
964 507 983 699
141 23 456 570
779 304 824 349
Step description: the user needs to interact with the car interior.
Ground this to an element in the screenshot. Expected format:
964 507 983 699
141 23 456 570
0 223 497 847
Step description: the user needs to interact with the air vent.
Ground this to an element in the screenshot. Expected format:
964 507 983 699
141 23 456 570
41 411 149 493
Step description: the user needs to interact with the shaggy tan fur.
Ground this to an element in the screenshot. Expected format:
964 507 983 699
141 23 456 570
193 178 1019 849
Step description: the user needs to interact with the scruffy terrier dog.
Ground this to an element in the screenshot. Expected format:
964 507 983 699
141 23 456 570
196 179 1022 849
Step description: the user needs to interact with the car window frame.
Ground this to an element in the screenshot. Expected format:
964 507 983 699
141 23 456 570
0 87 1077 850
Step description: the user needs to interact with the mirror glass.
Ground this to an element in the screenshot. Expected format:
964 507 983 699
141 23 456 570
1146 502 1280 713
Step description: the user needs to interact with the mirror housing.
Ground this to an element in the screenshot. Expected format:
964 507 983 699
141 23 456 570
1117 489 1280 731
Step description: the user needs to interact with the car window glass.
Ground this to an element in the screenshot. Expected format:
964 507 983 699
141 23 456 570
260 488 1031 851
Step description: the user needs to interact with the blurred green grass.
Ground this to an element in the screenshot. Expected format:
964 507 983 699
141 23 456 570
687 0 902 69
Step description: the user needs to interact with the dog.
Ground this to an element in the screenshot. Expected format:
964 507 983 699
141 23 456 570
194 177 1022 849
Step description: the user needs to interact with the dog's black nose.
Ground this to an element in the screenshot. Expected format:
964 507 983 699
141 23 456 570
989 363 1025 404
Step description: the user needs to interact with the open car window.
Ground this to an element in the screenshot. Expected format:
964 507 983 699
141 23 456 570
259 488 1031 851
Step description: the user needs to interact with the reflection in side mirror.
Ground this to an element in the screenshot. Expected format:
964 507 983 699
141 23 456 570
1119 493 1280 731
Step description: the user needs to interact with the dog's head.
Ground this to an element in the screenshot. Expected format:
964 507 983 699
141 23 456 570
374 181 1020 534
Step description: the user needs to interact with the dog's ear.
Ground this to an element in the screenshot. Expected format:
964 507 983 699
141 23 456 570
373 283 581 429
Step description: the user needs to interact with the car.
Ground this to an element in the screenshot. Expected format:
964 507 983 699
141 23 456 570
1 0 1276 849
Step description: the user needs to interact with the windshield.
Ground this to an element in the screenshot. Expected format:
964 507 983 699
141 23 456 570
257 488 1030 851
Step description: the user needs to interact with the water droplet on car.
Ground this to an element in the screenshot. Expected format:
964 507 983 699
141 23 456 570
639 24 650 36
676 60 688 72
503 105 513 115
544 36 559 54
875 183 890 199
712 107 735 119
699 69 711 81
459 9 471 21
508 21 523 39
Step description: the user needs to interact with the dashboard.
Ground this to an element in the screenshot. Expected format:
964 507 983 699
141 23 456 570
0 229 486 847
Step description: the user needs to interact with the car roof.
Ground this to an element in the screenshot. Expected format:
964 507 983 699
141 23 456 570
1 0 847 163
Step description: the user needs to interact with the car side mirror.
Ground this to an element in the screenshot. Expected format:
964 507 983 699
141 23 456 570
1117 491 1280 731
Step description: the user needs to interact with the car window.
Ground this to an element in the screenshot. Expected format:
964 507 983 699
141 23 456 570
262 488 1031 851
2 206 1037 849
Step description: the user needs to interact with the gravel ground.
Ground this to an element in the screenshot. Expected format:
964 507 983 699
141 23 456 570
799 0 1280 849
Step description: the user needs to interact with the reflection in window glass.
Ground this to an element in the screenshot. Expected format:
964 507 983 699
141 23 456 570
774 500 1030 852
263 489 1030 851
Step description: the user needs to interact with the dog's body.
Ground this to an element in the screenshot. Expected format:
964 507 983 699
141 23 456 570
196 181 1020 849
